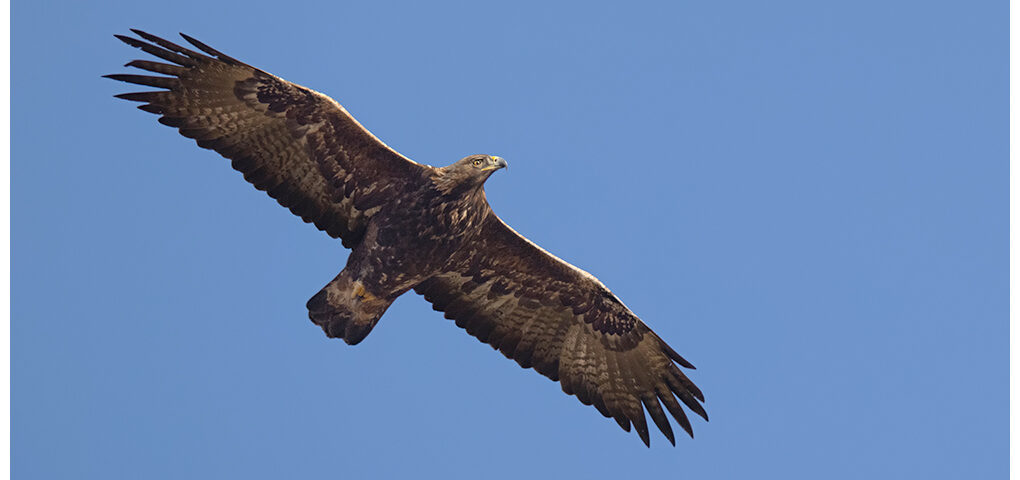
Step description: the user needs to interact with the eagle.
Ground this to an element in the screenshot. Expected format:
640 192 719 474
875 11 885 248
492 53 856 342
106 30 707 446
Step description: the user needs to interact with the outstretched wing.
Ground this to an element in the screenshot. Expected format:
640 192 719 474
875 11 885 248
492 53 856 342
414 214 707 446
106 30 426 247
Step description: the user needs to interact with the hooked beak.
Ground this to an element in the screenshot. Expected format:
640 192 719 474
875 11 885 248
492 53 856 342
482 156 508 172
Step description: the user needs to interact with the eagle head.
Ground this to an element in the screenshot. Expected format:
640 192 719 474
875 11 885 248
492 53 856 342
434 154 508 194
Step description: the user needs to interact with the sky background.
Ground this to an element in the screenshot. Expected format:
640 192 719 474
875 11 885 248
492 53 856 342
13 1 1006 478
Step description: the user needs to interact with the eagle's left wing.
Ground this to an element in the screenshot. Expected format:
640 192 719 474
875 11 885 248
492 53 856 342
105 31 427 247
415 214 707 446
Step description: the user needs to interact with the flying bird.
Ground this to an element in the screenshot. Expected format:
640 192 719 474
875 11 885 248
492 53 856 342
106 30 706 446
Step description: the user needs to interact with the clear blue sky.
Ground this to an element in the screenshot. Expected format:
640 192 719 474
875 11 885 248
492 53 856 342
13 1 1005 478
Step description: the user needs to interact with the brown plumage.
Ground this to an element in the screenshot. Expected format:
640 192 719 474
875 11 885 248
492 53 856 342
106 30 707 446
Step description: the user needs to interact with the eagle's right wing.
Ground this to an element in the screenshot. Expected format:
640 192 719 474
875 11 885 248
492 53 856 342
415 214 707 446
106 30 426 247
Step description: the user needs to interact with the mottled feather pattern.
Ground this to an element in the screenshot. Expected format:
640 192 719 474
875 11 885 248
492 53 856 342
108 30 706 447
106 29 421 247
415 215 707 446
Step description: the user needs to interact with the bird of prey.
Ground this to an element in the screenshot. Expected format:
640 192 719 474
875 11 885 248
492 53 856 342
106 30 707 446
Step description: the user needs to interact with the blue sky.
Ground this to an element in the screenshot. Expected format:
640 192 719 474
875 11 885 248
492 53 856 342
13 1 1005 478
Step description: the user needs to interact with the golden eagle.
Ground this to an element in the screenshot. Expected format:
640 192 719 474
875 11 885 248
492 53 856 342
106 30 707 446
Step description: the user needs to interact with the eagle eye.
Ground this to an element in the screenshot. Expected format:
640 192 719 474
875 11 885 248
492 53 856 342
472 159 482 166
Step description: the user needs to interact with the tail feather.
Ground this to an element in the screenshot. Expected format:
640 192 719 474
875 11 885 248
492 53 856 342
307 276 392 345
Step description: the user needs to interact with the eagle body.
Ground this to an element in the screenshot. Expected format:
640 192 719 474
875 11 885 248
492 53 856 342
309 161 500 344
107 30 707 447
